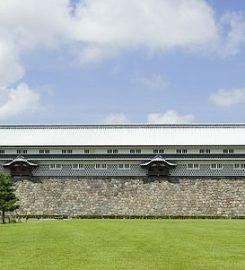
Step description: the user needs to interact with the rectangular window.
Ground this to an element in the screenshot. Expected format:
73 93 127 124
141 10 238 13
55 164 62 169
210 164 223 170
118 164 131 170
153 149 164 154
39 149 50 154
107 149 118 154
130 149 141 154
200 149 210 154
62 149 72 154
234 164 245 170
223 149 234 154
234 163 240 169
187 164 193 169
176 149 187 154
72 164 84 170
95 164 107 170
84 149 90 154
210 164 216 169
49 164 62 170
0 149 5 154
17 149 27 154
187 164 200 170
49 164 55 169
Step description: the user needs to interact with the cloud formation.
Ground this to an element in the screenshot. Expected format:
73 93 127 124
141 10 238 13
147 110 195 124
0 40 24 87
1 0 244 71
73 0 216 53
1 0 245 119
0 84 41 120
102 110 194 124
217 12 245 57
102 113 130 124
210 87 245 107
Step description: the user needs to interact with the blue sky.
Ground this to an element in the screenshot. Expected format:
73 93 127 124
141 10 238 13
1 0 245 124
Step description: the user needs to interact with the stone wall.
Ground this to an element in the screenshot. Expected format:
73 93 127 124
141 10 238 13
14 177 245 217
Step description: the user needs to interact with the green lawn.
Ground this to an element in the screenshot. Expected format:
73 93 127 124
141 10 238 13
0 219 245 270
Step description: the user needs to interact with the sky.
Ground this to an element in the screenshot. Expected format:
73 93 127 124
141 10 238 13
1 0 245 124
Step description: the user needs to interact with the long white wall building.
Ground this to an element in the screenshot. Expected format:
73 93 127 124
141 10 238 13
1 124 245 178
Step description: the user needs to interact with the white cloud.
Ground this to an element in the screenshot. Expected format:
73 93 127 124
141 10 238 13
0 0 68 118
1 0 245 120
0 0 73 50
210 87 245 107
137 74 168 90
0 39 24 87
0 83 41 120
102 110 195 124
73 1 245 60
0 0 244 68
102 113 130 124
0 0 244 66
73 0 218 61
147 110 195 124
217 12 245 57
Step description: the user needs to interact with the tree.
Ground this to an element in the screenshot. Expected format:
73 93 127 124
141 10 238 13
0 172 19 224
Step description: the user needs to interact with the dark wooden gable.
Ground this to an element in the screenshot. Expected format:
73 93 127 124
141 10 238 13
141 155 176 177
3 156 38 177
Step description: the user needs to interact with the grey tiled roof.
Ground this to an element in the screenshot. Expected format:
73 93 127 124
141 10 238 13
0 124 245 146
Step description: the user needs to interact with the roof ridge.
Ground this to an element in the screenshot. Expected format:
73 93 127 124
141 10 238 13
1 123 245 129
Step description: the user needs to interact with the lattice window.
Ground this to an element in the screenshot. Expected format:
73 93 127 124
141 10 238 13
118 164 131 170
95 164 107 170
153 149 164 154
130 149 141 154
234 164 245 170
107 149 118 154
210 164 223 170
72 164 84 170
187 163 200 170
49 164 62 170
176 149 187 154
17 149 27 154
62 149 72 154
223 149 234 154
39 149 50 154
199 149 210 154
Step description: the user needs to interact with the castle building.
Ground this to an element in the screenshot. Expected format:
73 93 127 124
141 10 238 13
0 124 245 178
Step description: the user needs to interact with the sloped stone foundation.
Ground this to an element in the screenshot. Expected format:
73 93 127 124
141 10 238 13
14 177 245 217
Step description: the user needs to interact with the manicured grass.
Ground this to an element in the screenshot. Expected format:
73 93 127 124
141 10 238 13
0 219 245 270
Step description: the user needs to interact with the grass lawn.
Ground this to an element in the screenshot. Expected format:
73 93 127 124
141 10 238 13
0 219 245 270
